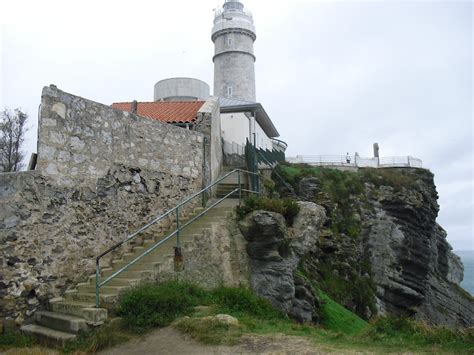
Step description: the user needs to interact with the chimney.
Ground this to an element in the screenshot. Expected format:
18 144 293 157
131 100 138 114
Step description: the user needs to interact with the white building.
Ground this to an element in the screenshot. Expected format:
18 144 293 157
212 0 285 159
113 0 285 166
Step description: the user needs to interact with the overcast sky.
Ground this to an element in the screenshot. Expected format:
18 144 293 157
1 0 472 250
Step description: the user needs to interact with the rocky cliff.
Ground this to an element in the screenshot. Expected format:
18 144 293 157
238 202 326 323
272 165 473 327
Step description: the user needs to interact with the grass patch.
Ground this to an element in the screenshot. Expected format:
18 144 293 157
312 262 377 320
362 316 474 353
63 319 131 353
236 195 300 226
360 168 420 191
318 290 368 335
4 282 472 354
174 317 243 345
0 328 36 350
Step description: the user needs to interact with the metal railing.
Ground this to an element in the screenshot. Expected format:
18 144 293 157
286 155 423 169
94 169 260 307
223 139 245 156
256 151 289 190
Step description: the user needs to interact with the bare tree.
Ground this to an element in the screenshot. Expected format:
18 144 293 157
0 108 28 172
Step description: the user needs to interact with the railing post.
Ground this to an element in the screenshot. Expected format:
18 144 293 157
238 170 242 206
95 259 100 308
176 207 180 248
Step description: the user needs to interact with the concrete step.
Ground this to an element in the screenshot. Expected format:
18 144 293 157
104 278 141 288
21 324 76 346
50 299 107 324
77 284 129 295
65 291 118 305
108 261 162 274
215 192 240 198
64 288 118 304
105 269 155 281
35 311 88 334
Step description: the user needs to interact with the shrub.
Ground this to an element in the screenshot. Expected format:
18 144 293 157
117 281 208 330
236 195 300 225
211 286 284 320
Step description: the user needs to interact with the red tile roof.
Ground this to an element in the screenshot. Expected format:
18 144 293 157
111 101 205 124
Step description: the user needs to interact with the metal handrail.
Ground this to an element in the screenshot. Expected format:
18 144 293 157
256 151 289 191
95 168 260 307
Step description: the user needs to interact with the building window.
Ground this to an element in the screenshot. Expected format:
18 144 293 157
227 86 233 97
227 37 232 46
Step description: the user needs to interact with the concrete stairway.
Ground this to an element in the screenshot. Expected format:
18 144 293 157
21 198 238 345
215 169 249 198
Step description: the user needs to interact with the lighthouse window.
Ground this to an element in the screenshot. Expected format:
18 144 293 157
227 86 233 97
227 37 232 46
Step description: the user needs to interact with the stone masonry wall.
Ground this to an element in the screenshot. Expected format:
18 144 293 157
37 85 204 188
0 86 211 324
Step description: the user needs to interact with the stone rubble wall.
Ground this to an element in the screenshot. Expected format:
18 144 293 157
37 85 204 188
0 86 214 324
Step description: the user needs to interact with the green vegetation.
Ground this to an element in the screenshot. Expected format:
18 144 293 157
311 261 377 319
170 282 473 353
0 328 35 350
117 281 210 330
453 283 474 302
276 163 365 237
174 316 243 345
117 281 284 331
211 286 284 320
2 281 473 353
318 289 368 335
63 320 132 353
360 167 421 191
274 163 378 318
363 316 474 353
236 195 300 225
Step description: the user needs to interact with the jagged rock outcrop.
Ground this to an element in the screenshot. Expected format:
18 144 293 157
280 168 473 327
362 170 473 327
239 202 326 323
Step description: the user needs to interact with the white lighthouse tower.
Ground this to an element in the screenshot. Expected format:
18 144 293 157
212 0 257 102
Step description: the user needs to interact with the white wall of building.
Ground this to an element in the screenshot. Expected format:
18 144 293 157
221 112 273 154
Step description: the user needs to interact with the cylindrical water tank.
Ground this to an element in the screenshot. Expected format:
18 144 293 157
154 78 210 102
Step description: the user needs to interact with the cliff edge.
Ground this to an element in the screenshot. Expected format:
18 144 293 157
275 165 473 327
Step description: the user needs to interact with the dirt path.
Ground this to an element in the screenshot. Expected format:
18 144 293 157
98 327 357 355
1 328 370 355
